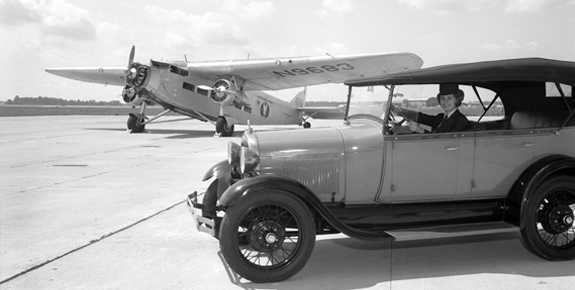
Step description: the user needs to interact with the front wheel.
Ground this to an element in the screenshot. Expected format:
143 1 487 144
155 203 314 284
216 117 234 137
127 113 145 133
219 190 316 283
520 175 575 260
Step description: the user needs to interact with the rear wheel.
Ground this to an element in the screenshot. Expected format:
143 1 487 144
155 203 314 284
219 190 316 283
520 175 575 260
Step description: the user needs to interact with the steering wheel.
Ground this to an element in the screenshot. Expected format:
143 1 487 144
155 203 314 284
388 105 413 133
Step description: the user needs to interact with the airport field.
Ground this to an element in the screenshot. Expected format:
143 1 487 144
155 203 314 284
1 116 573 289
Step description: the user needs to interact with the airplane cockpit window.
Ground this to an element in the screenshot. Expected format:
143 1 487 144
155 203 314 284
170 65 189 77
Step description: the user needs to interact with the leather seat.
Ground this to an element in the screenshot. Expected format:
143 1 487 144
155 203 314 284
510 111 575 129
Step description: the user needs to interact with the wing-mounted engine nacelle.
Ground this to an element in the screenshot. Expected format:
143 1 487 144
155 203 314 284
209 79 237 106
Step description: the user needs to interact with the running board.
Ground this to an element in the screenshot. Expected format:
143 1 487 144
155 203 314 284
386 222 518 242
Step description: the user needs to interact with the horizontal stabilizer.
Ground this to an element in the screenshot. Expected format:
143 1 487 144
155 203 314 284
298 106 346 120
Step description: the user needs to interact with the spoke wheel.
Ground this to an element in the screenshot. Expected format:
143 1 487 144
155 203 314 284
520 175 575 260
219 190 315 283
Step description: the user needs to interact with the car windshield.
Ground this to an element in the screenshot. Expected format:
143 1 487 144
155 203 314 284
346 85 392 119
346 84 504 125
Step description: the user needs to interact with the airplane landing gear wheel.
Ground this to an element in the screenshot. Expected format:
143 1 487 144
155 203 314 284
127 113 145 133
216 117 234 137
303 122 311 128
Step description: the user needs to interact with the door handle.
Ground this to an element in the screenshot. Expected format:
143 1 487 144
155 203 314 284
446 146 459 151
523 142 535 147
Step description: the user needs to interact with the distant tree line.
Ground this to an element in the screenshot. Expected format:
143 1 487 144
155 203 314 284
5 96 124 106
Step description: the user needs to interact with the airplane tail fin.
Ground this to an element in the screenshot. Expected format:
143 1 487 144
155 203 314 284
290 87 307 107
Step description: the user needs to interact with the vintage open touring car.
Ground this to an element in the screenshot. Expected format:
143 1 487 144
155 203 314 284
187 58 575 283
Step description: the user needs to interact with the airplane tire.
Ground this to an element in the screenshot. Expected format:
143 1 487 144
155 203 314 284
216 117 234 137
127 113 145 133
303 122 311 128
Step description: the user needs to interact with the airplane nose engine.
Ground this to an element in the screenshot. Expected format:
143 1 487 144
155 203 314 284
209 79 236 106
121 46 149 106
121 63 148 105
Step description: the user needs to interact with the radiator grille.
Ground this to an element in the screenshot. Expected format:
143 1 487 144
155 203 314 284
282 157 339 195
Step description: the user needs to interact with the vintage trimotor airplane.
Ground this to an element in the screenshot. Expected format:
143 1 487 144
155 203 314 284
45 47 423 136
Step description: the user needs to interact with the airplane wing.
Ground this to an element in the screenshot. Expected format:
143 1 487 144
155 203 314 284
187 52 423 90
44 52 422 90
297 106 346 119
45 66 126 86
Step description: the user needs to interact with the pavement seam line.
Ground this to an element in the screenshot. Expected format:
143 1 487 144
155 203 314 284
0 200 186 285
8 159 164 196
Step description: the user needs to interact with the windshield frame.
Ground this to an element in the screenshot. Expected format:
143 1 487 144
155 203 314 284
344 84 396 134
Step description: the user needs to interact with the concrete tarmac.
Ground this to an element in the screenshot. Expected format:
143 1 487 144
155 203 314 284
1 116 574 290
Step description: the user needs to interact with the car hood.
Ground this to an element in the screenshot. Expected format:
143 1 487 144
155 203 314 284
251 119 384 158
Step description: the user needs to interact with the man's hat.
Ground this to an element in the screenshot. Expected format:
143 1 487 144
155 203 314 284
439 83 459 95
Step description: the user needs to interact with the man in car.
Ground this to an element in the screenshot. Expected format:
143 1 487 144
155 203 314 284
391 83 471 133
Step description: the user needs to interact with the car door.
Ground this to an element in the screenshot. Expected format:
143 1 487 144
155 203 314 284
468 130 534 199
388 132 462 202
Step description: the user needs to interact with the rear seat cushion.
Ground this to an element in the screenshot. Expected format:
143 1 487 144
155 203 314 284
510 111 575 129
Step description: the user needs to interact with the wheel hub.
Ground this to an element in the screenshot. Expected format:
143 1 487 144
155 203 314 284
248 220 285 252
546 204 574 233
265 233 278 244
565 216 574 226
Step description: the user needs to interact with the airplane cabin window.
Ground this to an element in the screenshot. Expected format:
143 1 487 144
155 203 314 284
197 87 209 96
183 82 195 92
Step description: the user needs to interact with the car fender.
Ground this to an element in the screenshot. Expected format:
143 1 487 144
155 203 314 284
202 159 230 181
219 174 394 240
202 159 233 198
506 155 575 226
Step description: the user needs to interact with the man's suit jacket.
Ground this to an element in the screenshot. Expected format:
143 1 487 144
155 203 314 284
417 109 471 133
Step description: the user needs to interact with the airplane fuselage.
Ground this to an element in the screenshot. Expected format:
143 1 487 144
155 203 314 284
140 62 303 127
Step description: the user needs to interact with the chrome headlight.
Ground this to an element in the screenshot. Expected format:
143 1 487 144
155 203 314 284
239 146 259 174
228 142 241 165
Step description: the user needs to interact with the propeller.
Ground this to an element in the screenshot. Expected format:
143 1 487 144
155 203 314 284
128 45 135 68
198 84 237 96
122 45 137 103
124 45 136 79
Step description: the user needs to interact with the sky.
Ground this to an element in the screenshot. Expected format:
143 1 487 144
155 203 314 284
1 0 574 103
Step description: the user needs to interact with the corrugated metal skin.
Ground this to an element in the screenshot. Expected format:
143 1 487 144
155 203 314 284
281 157 339 196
